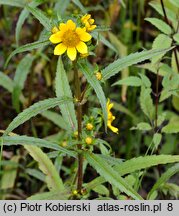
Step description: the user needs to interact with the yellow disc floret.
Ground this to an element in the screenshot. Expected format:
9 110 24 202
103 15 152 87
107 99 118 134
49 20 92 61
85 136 93 145
86 123 94 131
81 14 97 32
95 72 102 80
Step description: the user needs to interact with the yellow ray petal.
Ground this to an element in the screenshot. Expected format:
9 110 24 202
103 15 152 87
88 25 96 31
67 47 77 61
54 43 67 55
59 23 67 31
51 26 59 33
108 124 119 134
49 32 62 44
79 31 92 42
89 19 95 24
66 20 76 30
76 41 88 54
76 27 85 35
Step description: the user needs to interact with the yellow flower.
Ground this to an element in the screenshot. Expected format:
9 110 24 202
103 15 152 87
107 99 118 134
85 136 93 144
95 72 102 80
86 123 94 131
81 14 96 32
49 20 92 61
72 190 78 195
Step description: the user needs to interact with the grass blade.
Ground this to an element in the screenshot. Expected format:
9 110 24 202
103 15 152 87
147 163 179 199
0 71 14 93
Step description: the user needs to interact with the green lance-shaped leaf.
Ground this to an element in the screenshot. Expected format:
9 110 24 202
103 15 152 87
149 1 178 29
85 152 143 200
41 110 68 130
139 73 151 88
55 57 77 132
1 135 76 158
153 133 162 150
5 39 50 67
54 0 70 17
4 97 73 136
25 145 64 191
0 0 26 7
173 33 179 44
145 18 172 35
1 155 20 189
113 76 142 87
12 54 34 112
26 168 45 182
28 190 70 200
101 47 174 80
78 62 108 131
91 31 118 53
87 155 179 190
72 0 87 13
147 163 179 199
130 122 152 131
0 71 14 93
114 155 179 175
26 5 52 31
152 34 172 64
162 117 179 134
16 0 45 45
140 86 154 120
170 0 179 7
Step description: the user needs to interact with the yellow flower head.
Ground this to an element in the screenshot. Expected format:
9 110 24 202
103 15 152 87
72 190 78 195
107 99 118 134
86 123 94 131
81 14 97 32
49 20 92 61
85 136 93 145
95 72 102 81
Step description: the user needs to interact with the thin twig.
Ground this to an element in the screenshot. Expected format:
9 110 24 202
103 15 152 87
73 61 83 193
160 0 179 72
155 68 159 131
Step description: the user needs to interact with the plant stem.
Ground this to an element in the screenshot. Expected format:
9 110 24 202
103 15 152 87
155 68 159 130
73 61 83 192
160 0 179 72
173 49 179 72
160 0 170 26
